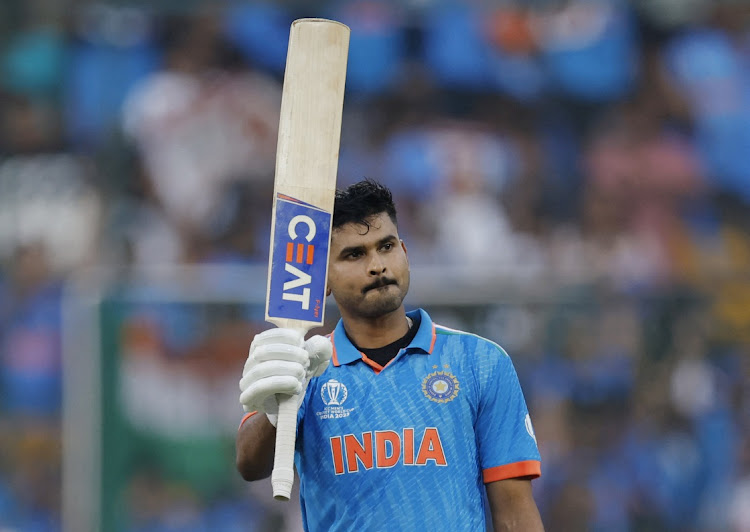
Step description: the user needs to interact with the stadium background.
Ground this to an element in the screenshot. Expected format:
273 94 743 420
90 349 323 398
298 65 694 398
1 0 750 530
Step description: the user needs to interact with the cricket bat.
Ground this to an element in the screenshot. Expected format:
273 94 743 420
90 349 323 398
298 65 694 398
265 18 349 501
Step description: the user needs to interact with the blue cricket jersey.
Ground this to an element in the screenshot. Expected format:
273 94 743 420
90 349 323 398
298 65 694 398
295 308 541 531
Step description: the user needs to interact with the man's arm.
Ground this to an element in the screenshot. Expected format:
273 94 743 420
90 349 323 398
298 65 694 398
486 478 544 532
236 413 277 481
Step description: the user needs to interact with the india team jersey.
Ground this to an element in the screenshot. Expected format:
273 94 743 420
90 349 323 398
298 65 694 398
295 309 541 531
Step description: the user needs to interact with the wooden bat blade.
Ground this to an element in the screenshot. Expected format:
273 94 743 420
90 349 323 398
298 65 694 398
274 18 349 203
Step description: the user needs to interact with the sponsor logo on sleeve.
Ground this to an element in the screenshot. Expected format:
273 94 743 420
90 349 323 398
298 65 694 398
525 414 537 443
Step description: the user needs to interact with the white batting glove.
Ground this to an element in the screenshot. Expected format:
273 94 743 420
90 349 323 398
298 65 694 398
239 328 332 427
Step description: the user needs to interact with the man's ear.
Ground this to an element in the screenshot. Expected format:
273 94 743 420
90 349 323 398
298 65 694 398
401 239 410 270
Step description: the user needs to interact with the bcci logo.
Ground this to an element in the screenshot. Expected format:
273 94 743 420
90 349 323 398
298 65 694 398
422 371 459 403
321 379 348 406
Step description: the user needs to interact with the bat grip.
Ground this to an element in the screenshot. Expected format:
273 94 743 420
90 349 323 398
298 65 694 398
272 393 299 501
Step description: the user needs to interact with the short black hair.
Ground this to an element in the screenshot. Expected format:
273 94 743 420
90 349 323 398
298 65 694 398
332 179 398 230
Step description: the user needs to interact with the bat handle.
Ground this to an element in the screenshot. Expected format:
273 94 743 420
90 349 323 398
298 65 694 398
272 393 299 501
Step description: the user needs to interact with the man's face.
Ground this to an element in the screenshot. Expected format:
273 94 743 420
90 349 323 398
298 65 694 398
327 212 410 320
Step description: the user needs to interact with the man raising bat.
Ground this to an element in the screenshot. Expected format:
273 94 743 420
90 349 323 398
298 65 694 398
237 180 545 531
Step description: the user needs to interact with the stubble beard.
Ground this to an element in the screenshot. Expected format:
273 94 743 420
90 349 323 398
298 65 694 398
359 289 404 318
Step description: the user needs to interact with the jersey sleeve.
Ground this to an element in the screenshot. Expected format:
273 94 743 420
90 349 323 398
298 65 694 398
474 341 541 483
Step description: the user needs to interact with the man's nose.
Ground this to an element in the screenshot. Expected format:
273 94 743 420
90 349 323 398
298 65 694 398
368 254 386 275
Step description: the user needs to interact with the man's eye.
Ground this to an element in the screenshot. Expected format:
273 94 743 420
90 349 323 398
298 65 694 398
381 242 393 251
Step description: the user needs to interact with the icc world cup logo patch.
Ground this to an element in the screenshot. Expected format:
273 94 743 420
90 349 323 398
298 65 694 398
422 371 459 403
321 379 348 406
317 379 355 420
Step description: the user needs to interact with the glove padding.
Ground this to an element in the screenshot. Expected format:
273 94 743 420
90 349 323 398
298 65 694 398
239 328 332 427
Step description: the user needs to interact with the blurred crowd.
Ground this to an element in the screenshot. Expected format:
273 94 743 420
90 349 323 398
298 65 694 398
1 0 750 530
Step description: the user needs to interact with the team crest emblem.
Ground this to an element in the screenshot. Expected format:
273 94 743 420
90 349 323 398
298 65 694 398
422 371 459 403
321 379 348 406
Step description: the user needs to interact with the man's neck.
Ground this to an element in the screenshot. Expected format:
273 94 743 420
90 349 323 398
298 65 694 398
340 308 410 349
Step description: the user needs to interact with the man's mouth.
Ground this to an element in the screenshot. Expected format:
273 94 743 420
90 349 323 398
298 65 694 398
363 278 397 293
